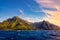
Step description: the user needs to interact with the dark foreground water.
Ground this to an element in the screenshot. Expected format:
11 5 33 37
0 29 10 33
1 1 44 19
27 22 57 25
0 30 60 40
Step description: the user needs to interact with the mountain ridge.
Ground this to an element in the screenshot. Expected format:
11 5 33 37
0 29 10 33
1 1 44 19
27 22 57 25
31 20 60 30
0 16 36 30
0 16 60 30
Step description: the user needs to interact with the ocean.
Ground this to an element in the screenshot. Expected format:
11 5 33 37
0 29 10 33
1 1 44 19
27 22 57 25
0 30 60 40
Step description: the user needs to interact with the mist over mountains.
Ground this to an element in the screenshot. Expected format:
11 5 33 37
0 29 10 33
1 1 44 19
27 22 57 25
0 16 60 30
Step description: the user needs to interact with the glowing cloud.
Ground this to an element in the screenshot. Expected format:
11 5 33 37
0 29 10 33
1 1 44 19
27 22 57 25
35 0 60 26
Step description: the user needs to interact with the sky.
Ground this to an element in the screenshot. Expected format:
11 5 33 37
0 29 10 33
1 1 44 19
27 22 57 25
0 0 60 26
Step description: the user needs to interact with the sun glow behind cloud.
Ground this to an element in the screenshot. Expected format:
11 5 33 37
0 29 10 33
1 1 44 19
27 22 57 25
35 0 60 26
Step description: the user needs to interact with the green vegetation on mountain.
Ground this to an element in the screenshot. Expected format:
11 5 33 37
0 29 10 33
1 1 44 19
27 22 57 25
0 16 35 30
0 16 60 30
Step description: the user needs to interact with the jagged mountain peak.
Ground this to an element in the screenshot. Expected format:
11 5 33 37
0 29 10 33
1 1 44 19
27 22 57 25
0 16 36 30
12 16 20 19
7 16 22 22
11 16 20 21
31 20 60 30
42 20 49 24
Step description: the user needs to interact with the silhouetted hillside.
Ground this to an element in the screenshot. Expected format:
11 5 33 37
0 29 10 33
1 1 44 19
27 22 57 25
31 20 60 30
0 16 35 30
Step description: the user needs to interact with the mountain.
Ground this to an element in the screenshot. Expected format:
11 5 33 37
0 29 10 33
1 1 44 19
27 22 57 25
0 16 35 30
0 16 60 30
31 20 60 30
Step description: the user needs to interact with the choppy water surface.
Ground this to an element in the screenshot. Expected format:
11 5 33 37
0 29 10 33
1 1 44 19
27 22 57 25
0 30 60 40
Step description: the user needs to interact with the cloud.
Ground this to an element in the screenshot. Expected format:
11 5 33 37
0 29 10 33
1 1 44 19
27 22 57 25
24 17 43 23
24 0 42 12
0 16 10 22
35 0 60 26
24 17 33 22
19 9 24 15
